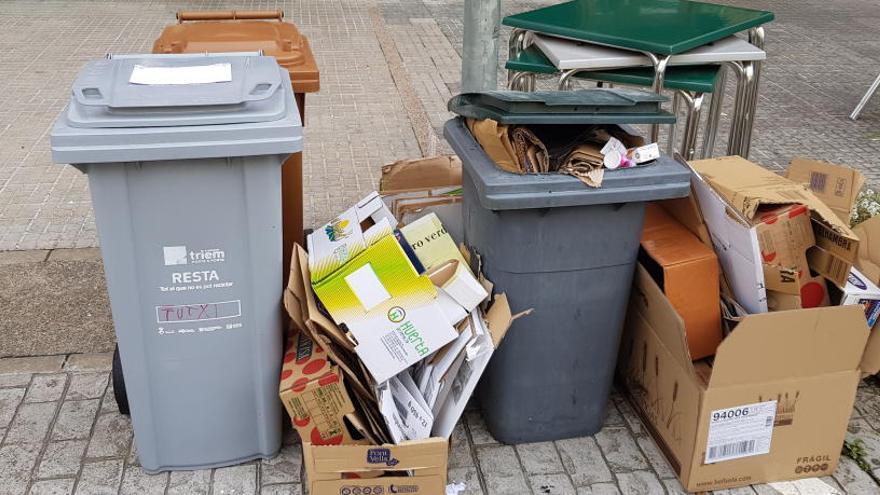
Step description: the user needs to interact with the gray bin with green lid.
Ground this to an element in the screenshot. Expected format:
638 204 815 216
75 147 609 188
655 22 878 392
445 89 689 443
50 53 302 472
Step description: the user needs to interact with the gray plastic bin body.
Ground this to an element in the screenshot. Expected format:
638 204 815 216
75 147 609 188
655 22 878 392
444 117 689 443
50 54 303 472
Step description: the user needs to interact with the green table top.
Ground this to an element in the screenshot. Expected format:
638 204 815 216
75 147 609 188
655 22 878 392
503 0 774 55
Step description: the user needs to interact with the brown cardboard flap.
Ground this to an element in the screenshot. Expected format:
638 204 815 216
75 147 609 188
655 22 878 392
379 156 462 193
308 438 448 474
855 215 880 284
631 265 695 371
709 305 867 388
486 293 515 347
287 244 355 351
690 156 857 241
786 157 865 224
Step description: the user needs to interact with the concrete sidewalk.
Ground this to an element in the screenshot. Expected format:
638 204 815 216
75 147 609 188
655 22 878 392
2 353 880 495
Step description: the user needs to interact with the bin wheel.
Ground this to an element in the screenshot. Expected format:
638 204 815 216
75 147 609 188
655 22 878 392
112 345 130 416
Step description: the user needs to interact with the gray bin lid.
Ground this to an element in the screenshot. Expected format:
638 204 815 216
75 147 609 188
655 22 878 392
448 89 675 125
51 53 303 164
444 117 690 210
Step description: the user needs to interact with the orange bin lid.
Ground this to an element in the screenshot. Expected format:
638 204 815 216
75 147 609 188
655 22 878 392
153 10 319 93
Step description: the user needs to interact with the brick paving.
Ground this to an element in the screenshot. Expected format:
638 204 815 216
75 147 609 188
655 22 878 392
1 353 878 494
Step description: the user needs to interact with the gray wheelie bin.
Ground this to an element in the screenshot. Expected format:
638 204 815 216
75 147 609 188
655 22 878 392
445 90 691 443
49 53 302 472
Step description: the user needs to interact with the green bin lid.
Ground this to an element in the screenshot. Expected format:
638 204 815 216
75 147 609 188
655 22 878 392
448 89 674 125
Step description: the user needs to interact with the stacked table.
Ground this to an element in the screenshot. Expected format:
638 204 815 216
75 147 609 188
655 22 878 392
503 0 774 159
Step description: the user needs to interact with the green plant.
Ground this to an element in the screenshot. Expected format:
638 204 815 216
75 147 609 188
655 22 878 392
843 438 871 472
851 188 880 227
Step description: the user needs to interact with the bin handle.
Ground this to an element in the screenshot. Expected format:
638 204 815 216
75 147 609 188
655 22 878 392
176 10 284 22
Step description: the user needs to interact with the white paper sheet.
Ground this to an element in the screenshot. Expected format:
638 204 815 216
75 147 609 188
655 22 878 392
129 63 232 85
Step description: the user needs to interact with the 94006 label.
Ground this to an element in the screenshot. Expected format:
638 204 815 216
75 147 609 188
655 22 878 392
705 400 777 464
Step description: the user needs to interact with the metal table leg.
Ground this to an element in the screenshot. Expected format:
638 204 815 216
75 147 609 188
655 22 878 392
701 67 727 158
741 27 765 158
507 28 528 87
677 91 706 160
643 52 672 143
851 72 880 120
668 92 681 156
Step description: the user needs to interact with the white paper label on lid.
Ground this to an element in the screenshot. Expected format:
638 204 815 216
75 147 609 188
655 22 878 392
129 63 232 85
705 400 777 464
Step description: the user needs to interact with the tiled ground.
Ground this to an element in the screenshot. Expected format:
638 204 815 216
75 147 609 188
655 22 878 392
1 353 879 495
0 0 879 250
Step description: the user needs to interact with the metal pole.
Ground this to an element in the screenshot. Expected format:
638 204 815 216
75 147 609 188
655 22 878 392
462 0 502 92
851 72 880 121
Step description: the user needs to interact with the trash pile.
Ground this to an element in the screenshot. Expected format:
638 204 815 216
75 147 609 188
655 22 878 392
618 155 880 492
279 158 525 493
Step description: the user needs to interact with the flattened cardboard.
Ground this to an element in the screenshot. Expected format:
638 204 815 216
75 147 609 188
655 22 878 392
380 156 465 248
279 327 371 446
619 264 867 492
786 158 864 225
690 156 859 287
432 295 514 438
641 203 722 360
303 438 448 495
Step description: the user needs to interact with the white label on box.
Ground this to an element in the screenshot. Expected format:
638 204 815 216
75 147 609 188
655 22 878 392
705 400 777 464
345 264 391 311
129 64 232 85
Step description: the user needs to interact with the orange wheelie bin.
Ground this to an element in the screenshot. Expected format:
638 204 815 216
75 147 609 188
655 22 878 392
154 10 319 280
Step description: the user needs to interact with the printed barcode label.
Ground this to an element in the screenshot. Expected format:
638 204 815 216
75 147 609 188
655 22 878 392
824 255 847 281
810 171 828 193
705 400 776 464
708 440 756 461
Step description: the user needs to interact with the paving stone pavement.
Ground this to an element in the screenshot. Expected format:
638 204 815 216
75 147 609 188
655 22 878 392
0 0 879 250
0 353 879 494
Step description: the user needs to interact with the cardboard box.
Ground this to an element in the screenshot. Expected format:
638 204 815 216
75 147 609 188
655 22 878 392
279 327 371 446
618 264 869 492
303 438 448 495
308 191 397 283
308 195 459 384
400 212 469 272
380 155 464 242
785 158 865 225
690 156 859 289
640 203 722 360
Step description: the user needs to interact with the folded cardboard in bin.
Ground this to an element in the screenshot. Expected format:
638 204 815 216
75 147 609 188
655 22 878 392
640 203 722 360
279 327 374 446
785 158 865 225
689 156 859 313
618 263 869 492
303 438 448 495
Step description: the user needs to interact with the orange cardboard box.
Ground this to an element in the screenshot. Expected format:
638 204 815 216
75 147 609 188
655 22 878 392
279 327 368 446
640 203 722 360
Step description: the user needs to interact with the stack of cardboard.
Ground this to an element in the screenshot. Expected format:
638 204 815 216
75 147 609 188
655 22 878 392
619 155 880 492
280 184 522 494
